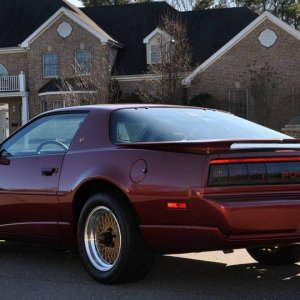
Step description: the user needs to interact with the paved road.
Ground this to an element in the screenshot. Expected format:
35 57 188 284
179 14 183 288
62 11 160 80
0 242 299 300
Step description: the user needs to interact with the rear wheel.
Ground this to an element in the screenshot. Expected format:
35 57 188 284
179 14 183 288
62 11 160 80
247 245 300 265
78 193 155 284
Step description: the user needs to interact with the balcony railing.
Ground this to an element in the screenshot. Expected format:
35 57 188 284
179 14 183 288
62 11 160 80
0 76 20 92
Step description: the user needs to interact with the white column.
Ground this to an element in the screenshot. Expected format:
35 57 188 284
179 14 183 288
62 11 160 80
21 93 29 125
19 71 29 125
19 71 26 92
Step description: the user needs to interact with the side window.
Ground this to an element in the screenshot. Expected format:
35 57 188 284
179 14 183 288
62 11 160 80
1 113 88 157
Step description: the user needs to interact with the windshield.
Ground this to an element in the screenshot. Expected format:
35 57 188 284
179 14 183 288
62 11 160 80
110 107 291 144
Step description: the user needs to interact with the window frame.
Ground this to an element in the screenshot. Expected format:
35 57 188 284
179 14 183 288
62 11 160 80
150 44 162 64
228 89 249 119
41 100 66 113
0 111 88 157
0 64 9 76
75 50 92 75
144 30 172 65
43 52 59 78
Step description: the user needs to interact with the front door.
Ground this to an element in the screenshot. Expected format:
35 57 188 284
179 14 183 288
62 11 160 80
0 112 88 238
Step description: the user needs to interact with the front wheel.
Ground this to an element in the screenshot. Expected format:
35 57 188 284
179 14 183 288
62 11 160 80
247 245 300 265
77 193 155 284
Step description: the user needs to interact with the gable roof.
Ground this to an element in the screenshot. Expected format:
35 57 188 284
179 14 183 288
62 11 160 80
0 0 258 76
20 7 120 48
82 2 176 75
143 27 172 44
82 3 257 75
183 11 300 85
183 7 257 68
0 0 119 49
0 0 74 48
38 78 96 95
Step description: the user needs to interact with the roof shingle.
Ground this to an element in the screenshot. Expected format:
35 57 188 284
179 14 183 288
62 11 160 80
82 3 258 75
0 0 258 75
0 0 74 47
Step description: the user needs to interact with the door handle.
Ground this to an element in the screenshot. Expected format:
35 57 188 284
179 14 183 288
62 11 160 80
41 167 58 176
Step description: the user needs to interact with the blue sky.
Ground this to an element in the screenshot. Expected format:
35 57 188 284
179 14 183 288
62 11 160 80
68 0 82 7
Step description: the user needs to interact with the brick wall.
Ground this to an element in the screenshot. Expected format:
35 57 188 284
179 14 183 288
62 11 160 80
27 15 109 118
187 19 300 130
0 52 28 75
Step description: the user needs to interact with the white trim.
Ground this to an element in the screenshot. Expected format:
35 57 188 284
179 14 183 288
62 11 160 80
0 47 27 54
0 92 26 98
183 11 300 85
38 91 97 96
111 74 162 82
143 28 171 44
20 7 119 48
41 99 66 112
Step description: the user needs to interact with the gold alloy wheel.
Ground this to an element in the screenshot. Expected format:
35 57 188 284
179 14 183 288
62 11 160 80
84 206 122 271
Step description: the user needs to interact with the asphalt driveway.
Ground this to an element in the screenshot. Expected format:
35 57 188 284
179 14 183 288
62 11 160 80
0 242 299 299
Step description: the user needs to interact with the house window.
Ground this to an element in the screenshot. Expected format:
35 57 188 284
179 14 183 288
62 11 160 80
0 64 8 76
144 28 172 64
75 50 91 75
150 45 161 63
41 100 65 112
43 53 59 77
229 89 248 119
108 47 118 68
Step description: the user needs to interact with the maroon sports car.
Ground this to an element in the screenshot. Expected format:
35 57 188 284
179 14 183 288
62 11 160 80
0 104 300 283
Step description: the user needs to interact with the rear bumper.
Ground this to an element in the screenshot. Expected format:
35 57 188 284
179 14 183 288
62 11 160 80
140 224 300 254
190 186 300 235
136 186 300 253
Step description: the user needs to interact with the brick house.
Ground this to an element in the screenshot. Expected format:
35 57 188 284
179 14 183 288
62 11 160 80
0 0 299 140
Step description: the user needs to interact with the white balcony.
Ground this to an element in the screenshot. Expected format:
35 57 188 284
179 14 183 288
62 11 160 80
0 75 20 92
0 72 26 95
0 72 28 125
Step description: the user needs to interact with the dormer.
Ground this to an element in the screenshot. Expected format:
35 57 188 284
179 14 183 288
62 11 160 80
143 28 172 64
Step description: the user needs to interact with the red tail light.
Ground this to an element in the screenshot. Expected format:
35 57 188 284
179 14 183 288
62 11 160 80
167 202 187 209
208 157 300 187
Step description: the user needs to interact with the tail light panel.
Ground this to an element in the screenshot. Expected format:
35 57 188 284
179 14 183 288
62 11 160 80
208 157 300 187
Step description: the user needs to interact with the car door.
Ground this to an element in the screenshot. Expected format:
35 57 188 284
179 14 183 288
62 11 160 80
0 112 88 238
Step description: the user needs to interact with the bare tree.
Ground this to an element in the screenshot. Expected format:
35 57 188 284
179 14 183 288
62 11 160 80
245 61 279 126
141 12 192 104
80 0 130 7
166 0 234 10
60 54 111 106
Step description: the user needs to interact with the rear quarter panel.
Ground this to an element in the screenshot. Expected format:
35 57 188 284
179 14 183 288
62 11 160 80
58 148 213 227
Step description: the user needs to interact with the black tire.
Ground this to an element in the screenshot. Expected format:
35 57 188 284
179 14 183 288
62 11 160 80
247 245 300 265
77 192 155 284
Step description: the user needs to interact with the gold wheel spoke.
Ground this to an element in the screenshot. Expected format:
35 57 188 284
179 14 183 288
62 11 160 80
93 209 121 265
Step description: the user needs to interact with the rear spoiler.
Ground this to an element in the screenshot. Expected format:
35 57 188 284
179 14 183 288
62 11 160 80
116 139 300 155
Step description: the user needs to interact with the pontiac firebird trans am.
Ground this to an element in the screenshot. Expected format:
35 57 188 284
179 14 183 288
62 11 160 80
0 104 300 283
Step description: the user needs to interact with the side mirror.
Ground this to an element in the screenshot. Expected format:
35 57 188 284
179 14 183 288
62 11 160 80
0 157 10 165
0 149 10 165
